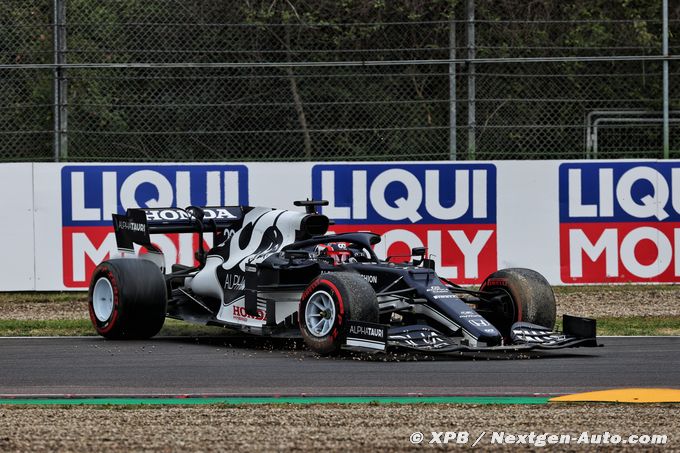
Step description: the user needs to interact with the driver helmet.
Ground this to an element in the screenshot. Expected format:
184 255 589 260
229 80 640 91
315 242 354 265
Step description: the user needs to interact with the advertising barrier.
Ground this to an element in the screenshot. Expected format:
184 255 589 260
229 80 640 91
1 160 678 290
312 163 497 284
60 165 248 287
559 162 680 283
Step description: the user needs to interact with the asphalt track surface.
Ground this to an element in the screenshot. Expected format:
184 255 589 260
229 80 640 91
1 336 679 397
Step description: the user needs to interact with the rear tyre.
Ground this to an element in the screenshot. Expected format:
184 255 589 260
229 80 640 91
299 273 378 355
479 268 556 331
88 259 167 339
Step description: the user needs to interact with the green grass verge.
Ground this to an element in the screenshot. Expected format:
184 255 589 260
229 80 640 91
595 317 680 336
1 316 679 337
1 286 679 336
0 319 93 336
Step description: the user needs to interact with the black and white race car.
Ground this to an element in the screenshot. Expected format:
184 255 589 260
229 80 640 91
88 200 597 355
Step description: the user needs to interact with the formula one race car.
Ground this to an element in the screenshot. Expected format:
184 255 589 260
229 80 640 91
88 200 597 355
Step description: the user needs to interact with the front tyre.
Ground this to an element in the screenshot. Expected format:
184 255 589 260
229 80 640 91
480 268 556 331
88 259 167 339
299 273 378 355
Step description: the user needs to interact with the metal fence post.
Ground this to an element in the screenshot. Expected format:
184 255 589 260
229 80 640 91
467 0 476 160
53 0 68 162
52 0 59 162
449 19 457 160
662 0 669 159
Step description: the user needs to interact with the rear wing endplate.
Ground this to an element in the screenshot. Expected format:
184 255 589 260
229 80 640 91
112 206 244 252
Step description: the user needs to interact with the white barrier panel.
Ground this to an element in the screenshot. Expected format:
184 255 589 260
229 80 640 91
0 163 35 290
0 160 677 290
495 161 560 282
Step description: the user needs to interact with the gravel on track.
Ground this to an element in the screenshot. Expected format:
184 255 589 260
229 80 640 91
1 404 678 452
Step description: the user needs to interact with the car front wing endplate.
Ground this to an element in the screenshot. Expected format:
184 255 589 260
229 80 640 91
386 315 598 354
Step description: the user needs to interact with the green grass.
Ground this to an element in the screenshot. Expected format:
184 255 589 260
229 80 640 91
1 316 679 337
1 287 679 337
595 317 680 336
0 319 93 336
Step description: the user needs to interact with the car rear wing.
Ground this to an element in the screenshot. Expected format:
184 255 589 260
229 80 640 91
112 206 245 253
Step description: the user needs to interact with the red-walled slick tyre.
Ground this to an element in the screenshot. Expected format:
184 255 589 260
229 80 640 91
88 259 167 339
299 272 378 355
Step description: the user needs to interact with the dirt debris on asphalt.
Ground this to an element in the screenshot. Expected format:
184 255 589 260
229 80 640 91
0 404 678 452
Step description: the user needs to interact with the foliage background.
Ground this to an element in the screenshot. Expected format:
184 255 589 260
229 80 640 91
0 0 678 161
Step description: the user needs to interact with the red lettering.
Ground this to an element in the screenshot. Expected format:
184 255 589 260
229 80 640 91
233 306 266 320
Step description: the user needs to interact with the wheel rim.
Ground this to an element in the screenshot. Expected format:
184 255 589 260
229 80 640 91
494 287 518 323
93 277 114 322
305 290 336 337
